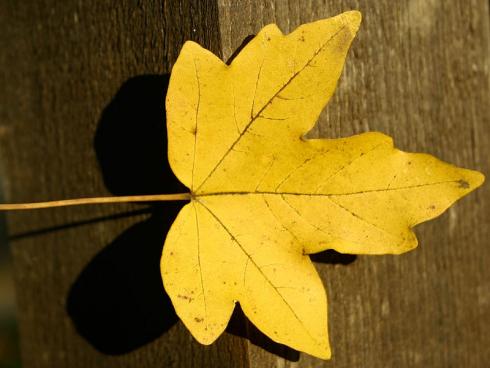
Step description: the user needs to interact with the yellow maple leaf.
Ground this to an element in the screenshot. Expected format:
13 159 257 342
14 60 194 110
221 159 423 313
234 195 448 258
161 11 484 359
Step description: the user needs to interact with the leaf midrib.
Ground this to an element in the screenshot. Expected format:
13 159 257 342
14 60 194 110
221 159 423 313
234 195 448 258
193 180 463 198
194 25 348 193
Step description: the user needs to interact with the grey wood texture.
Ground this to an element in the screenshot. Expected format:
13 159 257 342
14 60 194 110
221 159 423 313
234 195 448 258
0 0 489 367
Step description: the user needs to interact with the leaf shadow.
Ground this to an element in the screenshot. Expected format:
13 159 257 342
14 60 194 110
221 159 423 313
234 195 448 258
226 34 255 65
66 204 181 354
93 74 186 196
66 74 187 355
310 249 357 265
227 304 301 361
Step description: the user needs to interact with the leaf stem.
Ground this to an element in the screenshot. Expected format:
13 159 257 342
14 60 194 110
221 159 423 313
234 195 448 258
0 193 191 211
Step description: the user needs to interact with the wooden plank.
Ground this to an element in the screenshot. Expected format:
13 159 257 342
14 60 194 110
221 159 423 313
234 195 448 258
0 1 249 367
217 0 490 367
1 0 489 367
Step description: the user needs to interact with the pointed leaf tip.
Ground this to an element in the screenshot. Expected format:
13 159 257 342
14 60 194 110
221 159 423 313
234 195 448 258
341 10 362 33
474 170 485 188
315 344 332 360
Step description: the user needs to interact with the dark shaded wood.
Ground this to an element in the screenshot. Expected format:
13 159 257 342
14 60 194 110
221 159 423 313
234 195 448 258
0 1 247 367
1 0 489 367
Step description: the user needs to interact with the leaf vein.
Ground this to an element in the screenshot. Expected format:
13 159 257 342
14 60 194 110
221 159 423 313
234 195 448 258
192 202 207 323
196 180 462 198
314 142 387 193
191 58 201 191
280 195 333 238
194 26 347 192
263 194 303 248
325 197 399 240
197 200 320 346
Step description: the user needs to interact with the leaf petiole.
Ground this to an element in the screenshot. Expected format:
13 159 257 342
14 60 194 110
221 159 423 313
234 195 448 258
0 193 191 211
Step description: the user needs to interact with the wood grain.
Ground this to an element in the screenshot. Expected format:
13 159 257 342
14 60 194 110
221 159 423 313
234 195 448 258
0 0 488 367
0 1 247 367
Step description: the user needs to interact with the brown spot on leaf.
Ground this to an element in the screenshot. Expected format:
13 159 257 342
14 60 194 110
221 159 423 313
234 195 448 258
194 317 204 323
177 294 194 303
457 179 470 189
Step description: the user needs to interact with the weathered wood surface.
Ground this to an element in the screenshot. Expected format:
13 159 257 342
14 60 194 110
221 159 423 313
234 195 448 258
0 0 489 367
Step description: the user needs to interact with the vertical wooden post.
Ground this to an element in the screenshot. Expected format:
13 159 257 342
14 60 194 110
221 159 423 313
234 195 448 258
217 1 490 367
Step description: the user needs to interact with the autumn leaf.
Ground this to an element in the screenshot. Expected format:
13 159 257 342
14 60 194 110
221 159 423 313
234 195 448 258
161 11 484 359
